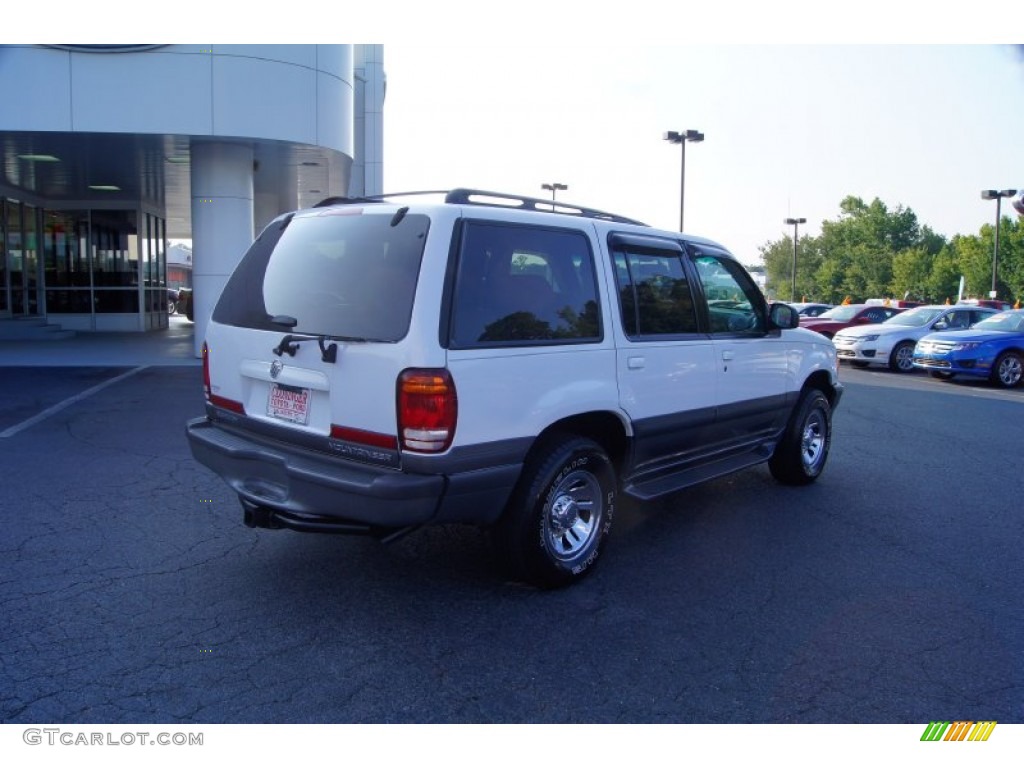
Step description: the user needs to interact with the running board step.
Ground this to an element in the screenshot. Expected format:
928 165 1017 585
623 443 775 501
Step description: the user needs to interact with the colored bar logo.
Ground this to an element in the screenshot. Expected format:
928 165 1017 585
920 721 997 742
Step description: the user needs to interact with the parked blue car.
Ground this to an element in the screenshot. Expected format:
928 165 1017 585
912 309 1024 388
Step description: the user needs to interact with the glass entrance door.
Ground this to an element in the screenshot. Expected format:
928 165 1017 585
0 199 8 315
6 200 41 315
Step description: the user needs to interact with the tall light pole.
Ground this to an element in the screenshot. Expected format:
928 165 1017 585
663 129 704 232
784 217 806 303
981 189 1017 298
541 182 567 201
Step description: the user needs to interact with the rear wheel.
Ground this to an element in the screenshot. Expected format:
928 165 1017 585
769 389 832 485
495 435 616 588
990 351 1023 388
888 341 915 372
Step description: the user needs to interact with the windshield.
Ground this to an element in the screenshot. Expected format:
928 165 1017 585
883 307 943 327
815 305 860 321
970 312 1024 333
213 210 429 340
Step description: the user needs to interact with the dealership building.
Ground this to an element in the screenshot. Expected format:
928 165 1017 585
0 44 384 353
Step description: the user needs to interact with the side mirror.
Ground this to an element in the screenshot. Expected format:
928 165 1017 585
768 302 799 329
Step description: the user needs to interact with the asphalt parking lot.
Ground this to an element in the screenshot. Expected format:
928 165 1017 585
1 352 1022 724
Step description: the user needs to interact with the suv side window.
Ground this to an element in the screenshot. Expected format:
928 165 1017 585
449 222 601 347
691 250 765 334
611 241 699 337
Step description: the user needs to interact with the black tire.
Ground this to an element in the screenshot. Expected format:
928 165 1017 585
769 389 832 486
168 300 177 315
990 351 1023 389
888 341 915 372
495 435 616 588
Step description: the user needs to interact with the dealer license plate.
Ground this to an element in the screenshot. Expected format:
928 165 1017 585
267 384 310 425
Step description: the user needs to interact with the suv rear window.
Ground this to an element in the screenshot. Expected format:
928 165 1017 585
213 210 429 341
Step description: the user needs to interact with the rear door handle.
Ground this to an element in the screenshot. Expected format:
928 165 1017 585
627 356 645 370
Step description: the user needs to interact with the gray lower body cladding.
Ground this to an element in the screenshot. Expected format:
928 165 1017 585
186 418 521 530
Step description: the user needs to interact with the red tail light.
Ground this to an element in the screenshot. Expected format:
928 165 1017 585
202 341 211 400
397 369 457 453
202 340 245 414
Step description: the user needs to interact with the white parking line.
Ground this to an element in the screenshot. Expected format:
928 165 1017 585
0 366 149 438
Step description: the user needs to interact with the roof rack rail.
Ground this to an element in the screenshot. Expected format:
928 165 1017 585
314 188 646 226
444 188 647 225
314 190 450 208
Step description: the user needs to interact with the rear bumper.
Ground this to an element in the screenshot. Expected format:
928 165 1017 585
186 417 520 529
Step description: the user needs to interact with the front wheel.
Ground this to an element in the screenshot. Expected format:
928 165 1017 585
990 351 1023 388
888 341 916 372
769 389 832 485
495 435 616 588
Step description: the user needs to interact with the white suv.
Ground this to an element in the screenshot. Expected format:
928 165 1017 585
187 189 843 587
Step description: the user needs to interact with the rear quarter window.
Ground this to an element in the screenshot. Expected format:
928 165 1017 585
448 222 601 348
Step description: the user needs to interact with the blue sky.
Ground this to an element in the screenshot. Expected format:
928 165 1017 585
383 42 1023 265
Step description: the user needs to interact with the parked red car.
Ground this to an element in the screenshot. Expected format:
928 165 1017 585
800 303 904 339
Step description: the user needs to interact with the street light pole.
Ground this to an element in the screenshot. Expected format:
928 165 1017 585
541 182 567 201
663 129 704 232
981 189 1018 298
784 217 806 303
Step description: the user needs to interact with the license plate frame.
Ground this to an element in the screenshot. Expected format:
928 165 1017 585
267 383 311 425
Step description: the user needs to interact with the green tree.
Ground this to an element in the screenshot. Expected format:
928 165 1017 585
950 233 994 301
759 195 948 304
760 234 825 302
927 245 960 304
1000 217 1024 304
891 246 932 301
969 216 1024 305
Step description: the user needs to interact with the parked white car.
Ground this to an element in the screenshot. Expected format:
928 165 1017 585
187 188 843 587
833 304 998 372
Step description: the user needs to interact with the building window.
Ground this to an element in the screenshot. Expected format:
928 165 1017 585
0 199 7 313
43 210 90 287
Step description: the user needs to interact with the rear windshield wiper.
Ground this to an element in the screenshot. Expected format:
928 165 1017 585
272 332 390 363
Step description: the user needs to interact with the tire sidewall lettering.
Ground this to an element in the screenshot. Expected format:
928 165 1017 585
535 451 607 570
